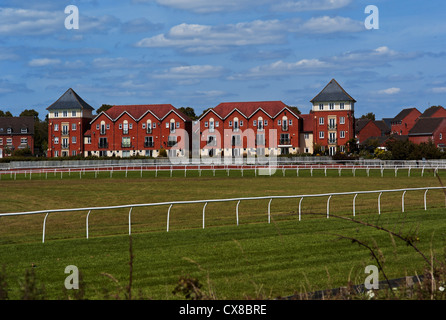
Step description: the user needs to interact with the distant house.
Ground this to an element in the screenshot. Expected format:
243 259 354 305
419 106 446 119
0 116 35 158
355 119 381 144
408 117 446 149
390 108 421 135
299 114 314 154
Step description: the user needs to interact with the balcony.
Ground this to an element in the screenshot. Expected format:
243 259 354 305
61 130 70 136
146 128 152 134
279 139 291 145
328 139 337 144
144 142 154 148
100 130 107 135
281 125 289 132
98 142 109 149
61 143 69 149
328 124 337 130
121 143 132 148
167 141 177 147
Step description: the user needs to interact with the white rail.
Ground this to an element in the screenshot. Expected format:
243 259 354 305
1 186 445 243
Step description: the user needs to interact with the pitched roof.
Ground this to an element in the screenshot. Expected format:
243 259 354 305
420 106 446 118
391 108 420 122
0 116 34 135
310 79 356 103
211 101 296 119
47 88 94 111
103 104 191 122
355 118 371 133
300 114 313 132
374 120 390 134
408 117 445 135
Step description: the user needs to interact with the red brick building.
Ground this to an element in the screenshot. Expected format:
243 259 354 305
355 118 390 144
310 79 356 155
419 106 446 119
390 108 421 136
198 101 301 158
408 117 446 149
0 117 34 158
86 104 192 158
47 88 94 157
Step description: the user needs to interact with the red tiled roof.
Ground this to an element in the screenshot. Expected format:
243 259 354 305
300 114 313 132
104 104 191 121
212 101 293 119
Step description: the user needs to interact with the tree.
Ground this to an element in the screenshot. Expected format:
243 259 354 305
287 106 301 115
360 112 375 121
178 107 197 120
20 109 40 121
0 110 13 117
96 104 113 114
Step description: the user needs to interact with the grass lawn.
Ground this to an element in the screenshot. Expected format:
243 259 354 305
0 168 445 299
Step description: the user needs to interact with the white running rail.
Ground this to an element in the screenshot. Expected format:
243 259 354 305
0 186 445 243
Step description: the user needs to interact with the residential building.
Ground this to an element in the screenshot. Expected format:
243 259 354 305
390 108 421 136
47 88 94 157
355 118 390 144
86 104 192 158
310 79 356 155
408 117 446 149
0 117 34 158
198 101 301 158
299 114 313 154
419 106 446 119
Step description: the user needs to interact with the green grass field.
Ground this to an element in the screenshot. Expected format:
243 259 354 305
0 167 445 299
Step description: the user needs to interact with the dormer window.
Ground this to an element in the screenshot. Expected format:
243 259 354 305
7 128 12 134
21 128 28 134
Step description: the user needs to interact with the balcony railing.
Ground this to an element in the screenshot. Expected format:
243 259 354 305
100 130 107 135
328 124 337 130
61 143 69 149
121 143 132 148
282 125 289 132
328 139 337 144
146 128 152 134
167 141 177 147
144 142 154 148
62 130 69 136
279 139 291 145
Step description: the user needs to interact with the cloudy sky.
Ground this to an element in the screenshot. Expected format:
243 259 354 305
0 0 445 119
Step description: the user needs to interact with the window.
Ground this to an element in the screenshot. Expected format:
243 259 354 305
72 151 77 156
205 121 208 127
72 111 77 117
96 124 100 130
54 137 59 144
170 121 175 133
240 120 243 127
319 131 324 139
54 124 59 131
304 133 309 139
122 137 131 148
328 118 336 129
319 104 324 110
340 131 345 139
319 117 324 125
119 124 122 129
176 122 180 129
440 133 443 140
63 111 68 117
62 125 69 135
253 120 257 126
256 134 265 146
258 120 264 131
107 124 110 130
168 136 177 147
340 103 345 110
0 138 2 145
289 119 292 126
329 103 334 110
21 138 28 144
21 128 28 133
229 121 232 127
215 121 219 127
7 128 12 134
209 120 214 133
145 136 154 147
129 123 133 130
72 136 77 144
54 111 59 118
72 123 77 131
86 137 91 144
340 117 345 124
142 123 146 129
146 121 152 133
62 138 69 149
232 135 241 146
123 121 129 134
278 120 281 125
280 133 290 145
207 135 217 146
264 120 268 127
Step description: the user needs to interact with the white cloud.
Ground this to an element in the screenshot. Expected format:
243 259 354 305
272 0 353 12
153 65 225 80
0 8 62 35
378 87 401 95
136 20 285 53
297 16 364 34
134 0 271 13
229 59 330 80
28 58 61 67
431 87 446 93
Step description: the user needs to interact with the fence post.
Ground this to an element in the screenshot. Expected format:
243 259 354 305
128 207 133 235
167 204 172 232
327 195 332 218
402 190 407 212
299 197 303 221
236 200 240 226
353 193 358 217
424 189 428 211
42 212 49 243
86 210 91 239
378 192 382 215
268 198 272 223
203 202 208 229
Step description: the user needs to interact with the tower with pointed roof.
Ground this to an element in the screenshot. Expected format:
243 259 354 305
310 79 356 155
46 88 94 157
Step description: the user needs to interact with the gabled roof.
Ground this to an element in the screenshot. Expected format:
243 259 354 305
211 101 298 119
310 79 356 103
374 120 390 134
94 104 191 123
300 114 313 132
355 118 372 133
420 106 446 118
408 117 446 135
0 116 34 135
391 108 420 123
47 88 94 111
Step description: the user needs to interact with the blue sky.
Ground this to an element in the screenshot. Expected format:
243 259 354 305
0 0 445 119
